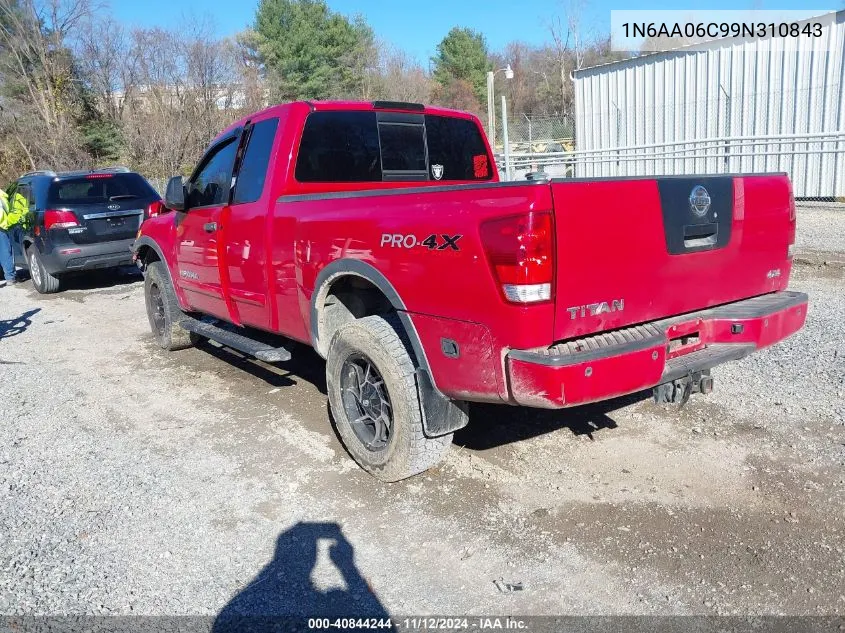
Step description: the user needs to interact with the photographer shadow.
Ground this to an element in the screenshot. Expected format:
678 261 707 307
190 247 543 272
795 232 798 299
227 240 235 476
0 308 40 341
213 522 392 632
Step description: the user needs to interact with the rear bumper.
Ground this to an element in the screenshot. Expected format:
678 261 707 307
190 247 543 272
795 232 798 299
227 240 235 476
506 291 808 408
39 238 136 275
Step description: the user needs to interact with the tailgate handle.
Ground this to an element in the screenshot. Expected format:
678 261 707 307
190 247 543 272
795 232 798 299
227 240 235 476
203 222 218 233
683 223 718 249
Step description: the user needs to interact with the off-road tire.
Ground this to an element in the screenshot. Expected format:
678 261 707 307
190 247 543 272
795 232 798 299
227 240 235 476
326 314 452 482
27 247 60 294
144 261 192 351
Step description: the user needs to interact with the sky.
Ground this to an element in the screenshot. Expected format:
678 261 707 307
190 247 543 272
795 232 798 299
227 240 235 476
110 0 841 65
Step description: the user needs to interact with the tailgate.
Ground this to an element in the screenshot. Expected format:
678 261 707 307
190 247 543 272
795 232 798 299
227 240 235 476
550 174 795 341
70 204 145 244
46 173 158 245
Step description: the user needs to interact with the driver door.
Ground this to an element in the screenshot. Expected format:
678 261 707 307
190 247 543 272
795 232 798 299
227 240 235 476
174 134 240 320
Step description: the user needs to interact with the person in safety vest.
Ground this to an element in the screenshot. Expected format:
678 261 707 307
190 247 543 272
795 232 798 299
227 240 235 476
0 186 23 287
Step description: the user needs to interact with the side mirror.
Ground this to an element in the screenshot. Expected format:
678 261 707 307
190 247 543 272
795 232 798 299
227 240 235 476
164 176 186 211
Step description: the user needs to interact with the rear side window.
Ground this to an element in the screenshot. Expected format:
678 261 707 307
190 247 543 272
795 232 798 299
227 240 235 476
295 111 381 182
48 173 158 205
14 183 33 209
233 118 279 204
425 115 493 181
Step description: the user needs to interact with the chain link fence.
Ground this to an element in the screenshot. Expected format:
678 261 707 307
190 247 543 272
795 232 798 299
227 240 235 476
489 116 575 154
497 86 845 203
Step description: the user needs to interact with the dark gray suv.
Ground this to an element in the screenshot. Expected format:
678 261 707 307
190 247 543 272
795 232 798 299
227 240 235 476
12 167 163 293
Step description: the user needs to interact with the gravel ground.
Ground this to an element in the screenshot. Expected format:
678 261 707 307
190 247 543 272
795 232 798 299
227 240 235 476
0 209 843 621
795 202 845 260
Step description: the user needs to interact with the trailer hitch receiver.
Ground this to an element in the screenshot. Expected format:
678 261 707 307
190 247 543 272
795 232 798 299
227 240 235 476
653 370 713 406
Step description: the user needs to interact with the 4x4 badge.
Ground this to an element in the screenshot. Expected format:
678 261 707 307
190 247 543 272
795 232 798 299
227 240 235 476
107 204 120 210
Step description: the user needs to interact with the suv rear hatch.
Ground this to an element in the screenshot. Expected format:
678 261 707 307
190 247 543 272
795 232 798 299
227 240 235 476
47 173 160 244
550 174 796 341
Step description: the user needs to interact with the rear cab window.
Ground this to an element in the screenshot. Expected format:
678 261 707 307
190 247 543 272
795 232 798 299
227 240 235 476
48 173 158 206
294 109 493 184
295 111 382 182
426 115 492 180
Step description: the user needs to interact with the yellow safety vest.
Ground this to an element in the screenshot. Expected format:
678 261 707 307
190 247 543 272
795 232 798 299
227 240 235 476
8 192 26 227
0 190 10 231
0 189 26 230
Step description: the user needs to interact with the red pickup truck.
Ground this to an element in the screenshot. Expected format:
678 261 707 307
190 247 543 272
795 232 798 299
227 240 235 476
133 100 808 481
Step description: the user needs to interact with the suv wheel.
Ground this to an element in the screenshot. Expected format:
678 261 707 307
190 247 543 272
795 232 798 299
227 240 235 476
326 314 452 482
144 261 192 351
27 247 60 294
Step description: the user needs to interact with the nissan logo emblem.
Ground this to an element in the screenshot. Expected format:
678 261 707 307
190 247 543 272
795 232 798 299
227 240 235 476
689 185 711 217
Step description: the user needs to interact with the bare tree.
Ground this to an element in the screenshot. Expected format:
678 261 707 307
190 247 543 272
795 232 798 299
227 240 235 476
121 20 246 180
548 15 570 116
234 29 268 113
0 0 95 169
368 41 432 103
76 14 136 121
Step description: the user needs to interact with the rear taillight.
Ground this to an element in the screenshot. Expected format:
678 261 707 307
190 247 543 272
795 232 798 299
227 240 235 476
44 209 79 230
146 200 165 218
480 211 554 304
787 184 796 259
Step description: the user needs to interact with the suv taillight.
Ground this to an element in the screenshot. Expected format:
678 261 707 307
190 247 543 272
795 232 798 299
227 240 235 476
146 200 165 218
480 211 554 304
44 209 79 230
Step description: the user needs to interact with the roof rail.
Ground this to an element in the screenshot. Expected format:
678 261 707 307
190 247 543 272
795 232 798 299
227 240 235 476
54 166 134 178
20 170 57 178
95 166 132 173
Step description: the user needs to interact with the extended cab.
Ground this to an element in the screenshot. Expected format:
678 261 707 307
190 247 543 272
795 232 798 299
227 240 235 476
133 100 808 481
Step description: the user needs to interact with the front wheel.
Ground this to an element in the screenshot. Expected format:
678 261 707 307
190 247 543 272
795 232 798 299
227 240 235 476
326 315 452 482
144 261 192 351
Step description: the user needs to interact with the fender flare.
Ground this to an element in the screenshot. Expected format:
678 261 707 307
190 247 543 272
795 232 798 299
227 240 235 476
310 259 427 369
310 259 467 437
133 236 179 301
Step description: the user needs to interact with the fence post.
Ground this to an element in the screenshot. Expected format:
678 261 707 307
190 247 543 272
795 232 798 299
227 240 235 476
523 113 532 151
502 95 511 181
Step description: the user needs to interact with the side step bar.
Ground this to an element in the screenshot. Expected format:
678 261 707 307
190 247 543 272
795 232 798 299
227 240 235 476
180 318 291 363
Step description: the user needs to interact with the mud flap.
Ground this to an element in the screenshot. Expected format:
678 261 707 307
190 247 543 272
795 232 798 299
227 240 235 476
415 368 469 437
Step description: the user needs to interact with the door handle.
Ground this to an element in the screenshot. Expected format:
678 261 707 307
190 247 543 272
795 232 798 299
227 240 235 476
203 222 217 233
683 222 718 249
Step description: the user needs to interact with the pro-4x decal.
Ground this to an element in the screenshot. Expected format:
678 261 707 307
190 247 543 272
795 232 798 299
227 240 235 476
380 233 462 251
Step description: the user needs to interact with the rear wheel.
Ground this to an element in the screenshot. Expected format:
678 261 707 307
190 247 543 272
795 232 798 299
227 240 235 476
326 314 452 482
27 247 60 294
144 261 192 351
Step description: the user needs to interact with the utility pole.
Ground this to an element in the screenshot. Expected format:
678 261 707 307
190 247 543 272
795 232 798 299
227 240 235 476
486 65 513 150
487 71 496 147
502 94 511 181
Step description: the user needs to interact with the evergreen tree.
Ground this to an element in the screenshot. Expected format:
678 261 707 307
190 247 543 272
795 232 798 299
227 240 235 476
254 0 375 101
431 27 492 105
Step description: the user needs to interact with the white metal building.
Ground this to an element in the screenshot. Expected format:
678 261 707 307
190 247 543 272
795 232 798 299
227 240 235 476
572 10 845 199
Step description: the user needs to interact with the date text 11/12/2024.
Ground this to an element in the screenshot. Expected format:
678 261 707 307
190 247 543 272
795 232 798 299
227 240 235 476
307 617 529 630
